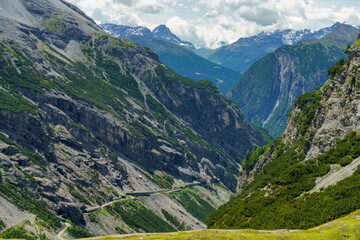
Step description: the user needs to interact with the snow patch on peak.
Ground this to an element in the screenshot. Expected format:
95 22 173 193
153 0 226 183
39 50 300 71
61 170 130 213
100 23 196 51
152 24 195 50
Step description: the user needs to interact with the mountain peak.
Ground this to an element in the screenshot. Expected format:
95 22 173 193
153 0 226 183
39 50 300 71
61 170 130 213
0 0 97 28
332 21 342 27
152 24 195 50
152 24 172 35
152 24 179 41
100 23 195 50
101 23 152 38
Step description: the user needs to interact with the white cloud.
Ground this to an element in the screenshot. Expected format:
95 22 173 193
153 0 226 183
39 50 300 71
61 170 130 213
134 0 168 14
193 7 200 12
66 0 360 49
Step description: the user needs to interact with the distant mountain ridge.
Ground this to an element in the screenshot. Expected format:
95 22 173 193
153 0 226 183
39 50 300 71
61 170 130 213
253 23 339 45
101 23 241 92
226 23 360 137
199 22 345 73
101 23 195 51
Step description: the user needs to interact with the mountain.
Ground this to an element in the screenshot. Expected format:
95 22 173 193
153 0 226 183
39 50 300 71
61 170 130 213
101 24 195 51
0 0 267 238
206 37 360 230
152 24 195 51
101 23 241 92
226 23 359 137
199 23 342 73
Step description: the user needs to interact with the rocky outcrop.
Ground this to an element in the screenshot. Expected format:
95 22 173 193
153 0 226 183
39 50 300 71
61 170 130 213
144 76 263 161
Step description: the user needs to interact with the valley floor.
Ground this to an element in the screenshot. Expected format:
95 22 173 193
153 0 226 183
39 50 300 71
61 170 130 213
85 210 360 240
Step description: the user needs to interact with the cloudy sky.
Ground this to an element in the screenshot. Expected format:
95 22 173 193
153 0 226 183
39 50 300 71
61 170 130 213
67 0 360 49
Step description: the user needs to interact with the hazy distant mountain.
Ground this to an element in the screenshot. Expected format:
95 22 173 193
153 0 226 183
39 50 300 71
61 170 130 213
152 24 195 50
102 24 195 50
199 23 343 73
101 23 241 92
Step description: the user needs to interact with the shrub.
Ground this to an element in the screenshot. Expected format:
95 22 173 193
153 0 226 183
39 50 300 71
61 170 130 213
242 146 266 171
106 199 175 233
293 90 322 135
170 189 215 222
0 226 35 240
328 59 346 77
0 219 5 230
67 225 95 239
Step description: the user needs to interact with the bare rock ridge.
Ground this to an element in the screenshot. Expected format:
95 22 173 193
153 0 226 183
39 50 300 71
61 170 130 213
0 0 266 236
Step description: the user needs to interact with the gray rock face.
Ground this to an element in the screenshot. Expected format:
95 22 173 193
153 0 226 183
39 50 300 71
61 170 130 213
298 50 360 160
148 78 262 161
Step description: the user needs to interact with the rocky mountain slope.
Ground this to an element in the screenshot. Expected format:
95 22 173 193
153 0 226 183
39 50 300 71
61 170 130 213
206 36 360 230
226 23 359 137
0 0 267 238
199 23 343 73
101 23 241 92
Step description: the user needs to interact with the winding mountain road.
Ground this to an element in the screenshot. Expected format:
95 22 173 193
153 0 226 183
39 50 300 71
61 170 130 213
56 222 71 240
0 215 36 233
84 197 126 213
83 182 203 213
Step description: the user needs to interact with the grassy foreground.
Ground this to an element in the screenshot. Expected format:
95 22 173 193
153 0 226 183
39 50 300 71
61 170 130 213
87 210 360 240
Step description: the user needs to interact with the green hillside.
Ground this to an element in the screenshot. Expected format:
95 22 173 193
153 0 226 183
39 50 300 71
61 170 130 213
207 39 360 230
86 209 360 239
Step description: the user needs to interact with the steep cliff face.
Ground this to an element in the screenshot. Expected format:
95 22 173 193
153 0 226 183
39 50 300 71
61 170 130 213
226 24 359 137
0 0 266 236
207 37 360 230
